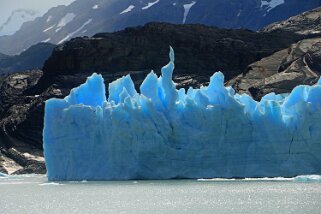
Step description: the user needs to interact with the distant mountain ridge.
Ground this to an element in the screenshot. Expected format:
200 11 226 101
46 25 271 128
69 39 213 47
1 0 320 55
0 9 39 36
0 53 9 60
0 43 55 76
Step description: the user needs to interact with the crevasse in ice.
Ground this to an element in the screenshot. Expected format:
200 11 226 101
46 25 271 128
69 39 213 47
44 47 321 181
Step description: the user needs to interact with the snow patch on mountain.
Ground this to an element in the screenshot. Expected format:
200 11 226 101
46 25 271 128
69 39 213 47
183 1 196 24
261 0 285 12
58 18 92 44
142 0 160 10
0 9 39 36
42 38 51 43
46 16 53 23
55 13 76 32
43 24 56 33
120 5 135 14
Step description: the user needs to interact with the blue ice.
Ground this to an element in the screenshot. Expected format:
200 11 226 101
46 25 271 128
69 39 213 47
294 175 321 183
44 47 321 181
0 172 7 177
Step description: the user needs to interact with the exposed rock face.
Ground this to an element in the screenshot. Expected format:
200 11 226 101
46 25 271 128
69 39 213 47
229 6 321 100
228 38 321 100
261 6 321 35
37 23 303 93
0 70 61 174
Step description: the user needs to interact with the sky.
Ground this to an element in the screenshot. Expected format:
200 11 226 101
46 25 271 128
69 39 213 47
0 0 75 24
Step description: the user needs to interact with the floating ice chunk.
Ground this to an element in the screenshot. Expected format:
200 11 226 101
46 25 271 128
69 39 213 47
39 182 64 186
294 175 321 182
44 47 321 181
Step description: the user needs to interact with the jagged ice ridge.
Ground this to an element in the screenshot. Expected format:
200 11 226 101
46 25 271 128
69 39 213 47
44 47 321 181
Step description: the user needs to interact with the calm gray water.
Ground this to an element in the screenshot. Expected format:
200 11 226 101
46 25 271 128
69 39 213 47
0 175 321 214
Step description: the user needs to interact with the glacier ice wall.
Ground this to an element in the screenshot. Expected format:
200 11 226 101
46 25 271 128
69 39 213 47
44 47 321 181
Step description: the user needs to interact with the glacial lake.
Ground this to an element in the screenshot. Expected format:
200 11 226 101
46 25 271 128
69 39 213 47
0 175 321 214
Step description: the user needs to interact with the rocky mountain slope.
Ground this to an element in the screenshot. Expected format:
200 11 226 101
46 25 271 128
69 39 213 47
0 70 47 174
1 0 320 55
227 6 321 100
262 6 321 35
36 23 303 93
0 43 56 76
228 38 321 100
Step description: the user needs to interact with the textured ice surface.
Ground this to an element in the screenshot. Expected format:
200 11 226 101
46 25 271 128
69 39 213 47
0 172 7 177
294 175 321 182
44 47 321 181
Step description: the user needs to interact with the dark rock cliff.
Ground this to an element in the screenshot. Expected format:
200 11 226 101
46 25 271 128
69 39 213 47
37 23 303 94
0 71 48 174
261 6 321 36
227 38 321 100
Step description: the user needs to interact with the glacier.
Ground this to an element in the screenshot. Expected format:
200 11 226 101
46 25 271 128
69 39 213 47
44 47 321 181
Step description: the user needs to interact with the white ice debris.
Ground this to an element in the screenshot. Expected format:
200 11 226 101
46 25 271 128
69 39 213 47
58 19 92 44
120 5 135 14
142 0 160 10
294 175 321 183
261 0 285 12
183 1 196 24
55 13 76 32
92 5 99 9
